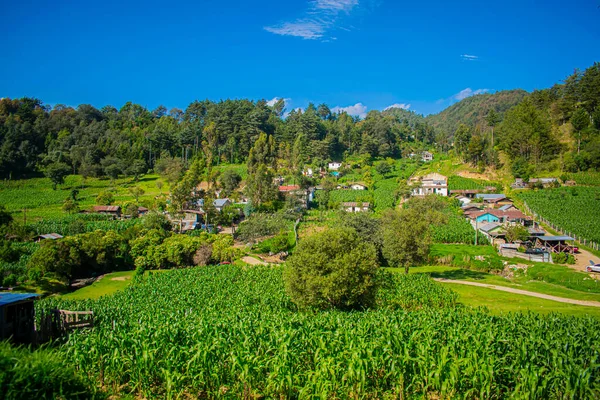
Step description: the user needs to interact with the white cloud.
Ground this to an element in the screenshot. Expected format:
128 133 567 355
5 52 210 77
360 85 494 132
266 97 291 107
313 0 359 12
385 103 411 111
331 103 367 118
460 54 478 61
453 88 489 101
264 0 361 40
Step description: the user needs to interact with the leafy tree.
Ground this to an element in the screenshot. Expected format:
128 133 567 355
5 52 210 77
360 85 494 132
246 133 278 206
126 159 147 181
128 186 145 203
283 227 379 310
571 108 589 154
375 162 392 177
219 169 242 195
96 191 114 205
0 206 13 227
486 109 501 146
62 198 79 214
143 211 172 231
124 202 139 218
505 224 529 243
453 124 472 159
382 207 437 273
104 164 121 183
45 162 71 190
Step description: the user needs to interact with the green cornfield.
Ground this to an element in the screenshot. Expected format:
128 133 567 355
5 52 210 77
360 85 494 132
40 265 600 399
518 187 600 243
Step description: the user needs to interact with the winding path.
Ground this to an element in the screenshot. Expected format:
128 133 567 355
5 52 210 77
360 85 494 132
434 278 600 308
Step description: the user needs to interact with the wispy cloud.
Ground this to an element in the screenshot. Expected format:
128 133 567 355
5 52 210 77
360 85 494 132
266 97 291 107
460 54 479 61
265 0 361 40
453 88 489 101
384 103 411 111
332 103 368 118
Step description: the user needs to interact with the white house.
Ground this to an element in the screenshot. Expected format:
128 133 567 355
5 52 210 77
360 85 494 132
303 167 314 177
328 162 342 171
411 173 448 197
350 183 367 190
422 151 434 162
341 202 370 212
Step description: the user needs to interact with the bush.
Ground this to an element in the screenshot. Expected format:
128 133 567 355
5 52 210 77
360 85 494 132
0 342 96 399
95 191 114 205
283 228 379 310
270 231 290 254
553 252 567 264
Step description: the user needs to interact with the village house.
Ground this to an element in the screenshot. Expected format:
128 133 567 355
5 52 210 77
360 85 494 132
411 173 448 197
328 162 342 171
475 194 512 208
421 151 434 162
213 198 231 212
341 202 370 213
178 209 205 232
279 185 310 208
469 209 532 225
92 205 121 218
511 178 528 189
350 183 368 190
478 222 504 242
138 206 149 216
303 167 313 177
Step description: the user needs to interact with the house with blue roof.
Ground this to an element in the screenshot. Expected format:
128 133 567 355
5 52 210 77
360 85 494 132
0 293 39 343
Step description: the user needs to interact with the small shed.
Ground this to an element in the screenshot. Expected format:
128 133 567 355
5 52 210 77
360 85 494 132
0 293 39 343
421 151 434 162
35 233 63 242
138 206 149 215
93 205 121 217
535 235 576 254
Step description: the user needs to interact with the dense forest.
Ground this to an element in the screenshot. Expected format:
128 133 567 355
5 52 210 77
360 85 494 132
1 62 599 182
0 97 434 180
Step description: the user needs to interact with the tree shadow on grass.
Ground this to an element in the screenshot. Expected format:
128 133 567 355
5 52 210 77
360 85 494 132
429 268 489 281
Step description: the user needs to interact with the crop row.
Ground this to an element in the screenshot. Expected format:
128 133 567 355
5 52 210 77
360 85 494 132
518 187 600 243
40 265 600 399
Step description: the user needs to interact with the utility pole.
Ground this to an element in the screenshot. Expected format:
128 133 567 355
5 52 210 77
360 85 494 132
475 218 478 246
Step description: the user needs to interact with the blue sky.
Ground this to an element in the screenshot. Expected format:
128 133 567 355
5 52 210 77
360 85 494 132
1 0 599 116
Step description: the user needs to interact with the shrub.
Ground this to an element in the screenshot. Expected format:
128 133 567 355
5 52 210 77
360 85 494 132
0 342 95 399
553 252 567 264
283 227 379 310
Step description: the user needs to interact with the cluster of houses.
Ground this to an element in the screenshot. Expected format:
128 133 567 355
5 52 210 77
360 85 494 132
407 172 577 257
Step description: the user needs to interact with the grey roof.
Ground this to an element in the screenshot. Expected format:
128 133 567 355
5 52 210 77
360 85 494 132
37 233 63 240
479 222 502 233
475 194 506 200
537 235 574 241
499 205 513 211
213 199 230 207
0 293 39 306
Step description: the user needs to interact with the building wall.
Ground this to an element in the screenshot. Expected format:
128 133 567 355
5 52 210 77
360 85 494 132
476 214 499 223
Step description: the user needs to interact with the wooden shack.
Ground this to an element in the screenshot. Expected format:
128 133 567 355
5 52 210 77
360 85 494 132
0 293 39 343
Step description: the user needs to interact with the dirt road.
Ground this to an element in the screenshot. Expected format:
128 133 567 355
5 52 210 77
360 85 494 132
435 278 600 307
241 256 267 266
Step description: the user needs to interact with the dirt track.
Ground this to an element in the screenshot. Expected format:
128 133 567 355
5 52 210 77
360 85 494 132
435 278 600 307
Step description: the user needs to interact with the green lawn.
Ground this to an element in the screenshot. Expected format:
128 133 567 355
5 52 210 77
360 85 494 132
408 265 600 302
61 271 134 300
445 283 600 318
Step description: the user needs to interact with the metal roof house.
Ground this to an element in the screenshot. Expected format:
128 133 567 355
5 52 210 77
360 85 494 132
213 198 231 212
535 236 576 254
0 293 39 343
412 173 448 197
35 233 63 242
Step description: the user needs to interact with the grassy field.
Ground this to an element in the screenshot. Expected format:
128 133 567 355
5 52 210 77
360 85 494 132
445 283 600 317
0 174 169 221
61 271 135 300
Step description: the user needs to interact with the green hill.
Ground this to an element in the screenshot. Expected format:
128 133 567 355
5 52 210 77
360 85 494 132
426 89 528 136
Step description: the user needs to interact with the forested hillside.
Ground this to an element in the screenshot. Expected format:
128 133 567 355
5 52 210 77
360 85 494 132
426 89 528 136
447 62 600 176
0 99 436 180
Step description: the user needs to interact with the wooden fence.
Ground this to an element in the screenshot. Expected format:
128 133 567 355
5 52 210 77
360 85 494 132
522 202 600 251
36 309 94 342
